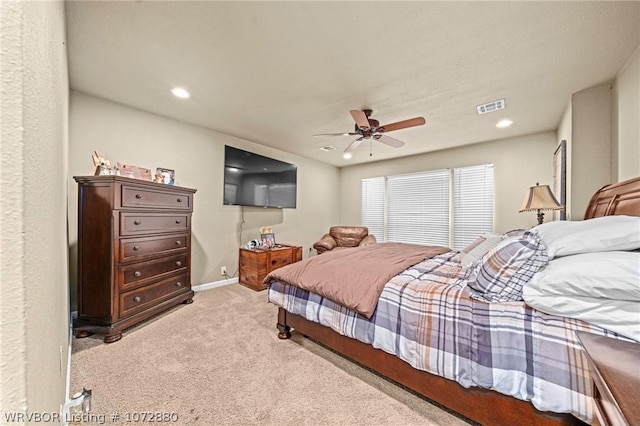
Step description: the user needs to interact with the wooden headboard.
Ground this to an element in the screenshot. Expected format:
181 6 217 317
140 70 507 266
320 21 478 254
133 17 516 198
584 176 640 219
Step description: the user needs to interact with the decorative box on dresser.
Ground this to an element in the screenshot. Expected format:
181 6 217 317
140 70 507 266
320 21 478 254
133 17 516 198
74 175 197 343
239 245 302 291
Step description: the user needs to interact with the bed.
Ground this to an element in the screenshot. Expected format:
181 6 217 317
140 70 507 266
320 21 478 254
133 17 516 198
266 177 640 426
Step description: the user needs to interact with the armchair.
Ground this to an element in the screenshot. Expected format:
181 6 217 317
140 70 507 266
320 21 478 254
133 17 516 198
313 226 377 254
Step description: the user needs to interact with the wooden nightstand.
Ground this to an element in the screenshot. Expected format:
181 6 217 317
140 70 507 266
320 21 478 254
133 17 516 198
239 244 302 291
576 331 640 426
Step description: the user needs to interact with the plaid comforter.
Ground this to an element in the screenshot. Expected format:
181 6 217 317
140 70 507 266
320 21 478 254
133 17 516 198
267 252 631 423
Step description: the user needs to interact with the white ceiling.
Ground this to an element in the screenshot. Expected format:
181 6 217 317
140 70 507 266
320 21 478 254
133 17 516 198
66 1 640 167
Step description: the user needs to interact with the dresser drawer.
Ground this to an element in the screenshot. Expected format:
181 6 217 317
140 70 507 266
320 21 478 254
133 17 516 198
268 249 294 272
120 212 189 236
120 234 188 262
119 274 189 318
121 185 192 210
119 254 188 291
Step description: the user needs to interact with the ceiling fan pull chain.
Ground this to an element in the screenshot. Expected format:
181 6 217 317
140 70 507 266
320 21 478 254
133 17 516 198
370 140 373 157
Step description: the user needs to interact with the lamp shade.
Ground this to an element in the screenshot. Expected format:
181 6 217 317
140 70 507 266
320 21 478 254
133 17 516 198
519 183 564 212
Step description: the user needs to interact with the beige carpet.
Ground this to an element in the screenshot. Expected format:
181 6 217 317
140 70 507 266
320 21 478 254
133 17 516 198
71 284 471 425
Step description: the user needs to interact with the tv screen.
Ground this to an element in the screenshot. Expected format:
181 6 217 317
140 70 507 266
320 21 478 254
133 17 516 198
223 145 297 208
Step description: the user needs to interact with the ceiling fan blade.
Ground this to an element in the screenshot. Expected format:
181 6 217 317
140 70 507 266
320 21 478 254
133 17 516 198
350 110 371 130
378 117 426 133
344 137 365 153
375 134 405 148
313 132 359 137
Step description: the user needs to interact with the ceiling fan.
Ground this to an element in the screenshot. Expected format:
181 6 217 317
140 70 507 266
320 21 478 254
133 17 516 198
314 109 426 153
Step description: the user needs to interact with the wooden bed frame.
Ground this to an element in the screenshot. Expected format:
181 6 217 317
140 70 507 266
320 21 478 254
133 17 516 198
276 176 640 426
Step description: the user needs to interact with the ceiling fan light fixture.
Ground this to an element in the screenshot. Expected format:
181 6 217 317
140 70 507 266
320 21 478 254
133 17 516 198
313 109 425 155
343 152 353 159
170 87 191 99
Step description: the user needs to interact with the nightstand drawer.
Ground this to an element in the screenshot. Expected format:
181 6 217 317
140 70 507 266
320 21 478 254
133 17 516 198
120 274 189 318
120 234 188 262
268 249 294 272
120 212 189 236
121 185 192 210
119 254 188 291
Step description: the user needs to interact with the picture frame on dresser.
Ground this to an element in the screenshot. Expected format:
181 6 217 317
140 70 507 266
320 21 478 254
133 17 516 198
261 233 275 248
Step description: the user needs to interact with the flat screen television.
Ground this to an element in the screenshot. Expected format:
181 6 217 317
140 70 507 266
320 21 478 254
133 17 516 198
223 145 297 208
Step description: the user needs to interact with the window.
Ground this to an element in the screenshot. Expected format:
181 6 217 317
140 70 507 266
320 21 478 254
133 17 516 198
361 164 493 249
387 170 450 246
453 165 494 249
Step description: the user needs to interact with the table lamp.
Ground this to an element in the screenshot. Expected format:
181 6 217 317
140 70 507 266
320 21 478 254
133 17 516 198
519 183 564 225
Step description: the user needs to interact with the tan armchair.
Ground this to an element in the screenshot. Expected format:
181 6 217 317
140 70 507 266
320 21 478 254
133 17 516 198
313 226 377 254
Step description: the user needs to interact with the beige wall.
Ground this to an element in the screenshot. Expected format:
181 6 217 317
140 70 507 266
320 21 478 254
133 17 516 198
339 132 557 235
1 0 69 416
68 92 340 300
613 44 640 181
569 85 612 220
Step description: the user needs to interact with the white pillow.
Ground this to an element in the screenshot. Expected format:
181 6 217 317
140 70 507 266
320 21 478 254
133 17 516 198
524 251 640 301
523 251 640 340
531 215 640 259
460 233 504 267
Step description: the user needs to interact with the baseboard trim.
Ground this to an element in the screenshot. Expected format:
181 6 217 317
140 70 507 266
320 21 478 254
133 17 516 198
193 277 238 292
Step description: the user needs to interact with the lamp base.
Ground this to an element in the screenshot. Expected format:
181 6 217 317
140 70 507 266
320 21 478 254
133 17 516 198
537 210 545 225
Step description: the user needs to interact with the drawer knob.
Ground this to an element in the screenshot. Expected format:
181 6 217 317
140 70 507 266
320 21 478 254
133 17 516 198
133 245 141 251
175 240 182 246
133 296 142 303
135 194 143 199
134 271 142 277
175 219 182 224
175 261 182 267
134 220 141 225
175 281 183 287
177 198 183 203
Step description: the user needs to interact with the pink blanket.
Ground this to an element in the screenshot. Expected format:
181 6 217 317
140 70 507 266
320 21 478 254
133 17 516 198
264 242 449 318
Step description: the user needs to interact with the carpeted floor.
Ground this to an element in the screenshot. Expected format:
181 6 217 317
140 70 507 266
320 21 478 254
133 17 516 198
71 284 471 425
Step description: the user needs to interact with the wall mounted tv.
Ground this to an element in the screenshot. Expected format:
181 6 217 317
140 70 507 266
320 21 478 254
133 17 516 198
223 145 297 208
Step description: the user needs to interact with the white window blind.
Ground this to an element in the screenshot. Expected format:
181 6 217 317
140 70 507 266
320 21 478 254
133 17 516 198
361 177 385 241
387 170 450 246
453 164 494 250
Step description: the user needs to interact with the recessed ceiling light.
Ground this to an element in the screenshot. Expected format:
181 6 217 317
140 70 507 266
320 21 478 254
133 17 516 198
496 119 513 128
343 152 352 159
170 87 191 99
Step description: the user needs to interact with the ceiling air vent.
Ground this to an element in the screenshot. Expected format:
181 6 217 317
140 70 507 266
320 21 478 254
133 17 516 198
477 99 505 115
320 146 336 152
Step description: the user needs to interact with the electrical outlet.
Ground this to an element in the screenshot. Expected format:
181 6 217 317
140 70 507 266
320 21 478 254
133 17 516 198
221 266 227 276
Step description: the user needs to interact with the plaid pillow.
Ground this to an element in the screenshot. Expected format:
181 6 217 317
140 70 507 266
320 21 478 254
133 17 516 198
468 231 548 303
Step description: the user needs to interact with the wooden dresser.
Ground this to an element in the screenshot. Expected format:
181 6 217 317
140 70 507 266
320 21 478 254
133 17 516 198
576 331 640 426
74 175 197 343
239 245 302 291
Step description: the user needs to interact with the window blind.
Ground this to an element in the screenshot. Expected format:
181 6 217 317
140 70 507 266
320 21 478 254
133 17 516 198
453 164 494 250
387 170 450 246
361 177 385 241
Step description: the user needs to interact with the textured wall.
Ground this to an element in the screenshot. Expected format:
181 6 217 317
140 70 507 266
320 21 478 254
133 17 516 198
0 0 69 415
1 0 29 413
613 44 640 181
570 86 612 221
